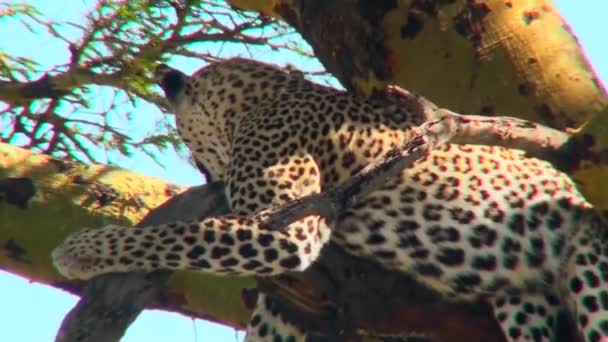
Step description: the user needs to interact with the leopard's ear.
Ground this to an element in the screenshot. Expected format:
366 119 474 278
154 64 187 105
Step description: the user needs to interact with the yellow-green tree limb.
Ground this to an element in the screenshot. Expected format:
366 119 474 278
229 0 607 130
0 142 253 328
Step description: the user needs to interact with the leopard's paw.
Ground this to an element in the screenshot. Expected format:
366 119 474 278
52 225 129 280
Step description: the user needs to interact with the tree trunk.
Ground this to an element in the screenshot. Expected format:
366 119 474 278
229 0 608 219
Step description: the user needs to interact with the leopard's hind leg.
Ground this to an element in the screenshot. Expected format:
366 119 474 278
561 215 608 342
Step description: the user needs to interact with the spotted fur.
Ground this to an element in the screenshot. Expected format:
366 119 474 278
53 58 608 342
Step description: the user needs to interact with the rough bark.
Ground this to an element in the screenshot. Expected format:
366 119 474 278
230 0 607 129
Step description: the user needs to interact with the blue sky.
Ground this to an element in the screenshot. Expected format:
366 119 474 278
0 1 607 341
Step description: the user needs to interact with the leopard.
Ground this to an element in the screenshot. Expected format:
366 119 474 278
52 58 608 342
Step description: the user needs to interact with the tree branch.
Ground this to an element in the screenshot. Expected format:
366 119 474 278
0 68 123 104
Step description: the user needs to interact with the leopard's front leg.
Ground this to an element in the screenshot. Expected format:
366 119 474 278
52 211 331 280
